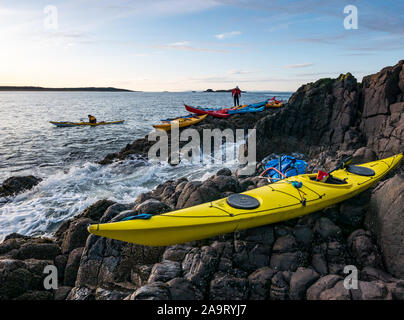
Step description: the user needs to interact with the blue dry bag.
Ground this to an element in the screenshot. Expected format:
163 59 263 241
262 155 307 180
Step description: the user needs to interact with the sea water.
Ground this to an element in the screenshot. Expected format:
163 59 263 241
0 91 292 240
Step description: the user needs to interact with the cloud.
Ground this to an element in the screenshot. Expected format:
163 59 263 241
295 33 348 45
0 7 19 16
339 53 376 56
214 31 241 40
294 72 335 77
283 63 314 69
347 42 404 52
217 0 404 36
168 41 192 46
188 74 297 83
268 23 290 33
154 41 228 53
0 1 221 40
227 69 253 75
108 0 220 17
294 69 364 77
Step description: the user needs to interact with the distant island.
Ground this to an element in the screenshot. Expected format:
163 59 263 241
204 88 246 93
0 86 136 92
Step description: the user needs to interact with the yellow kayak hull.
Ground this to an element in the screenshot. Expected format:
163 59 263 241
153 114 207 131
265 102 283 108
88 154 402 246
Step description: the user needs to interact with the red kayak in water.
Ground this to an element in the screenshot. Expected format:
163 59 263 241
184 104 231 118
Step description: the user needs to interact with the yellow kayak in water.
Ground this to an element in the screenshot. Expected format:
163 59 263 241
88 154 402 246
50 120 124 127
153 114 207 131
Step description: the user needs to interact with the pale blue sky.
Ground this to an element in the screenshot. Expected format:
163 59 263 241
0 0 403 91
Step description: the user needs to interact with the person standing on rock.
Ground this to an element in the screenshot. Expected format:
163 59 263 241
232 86 241 107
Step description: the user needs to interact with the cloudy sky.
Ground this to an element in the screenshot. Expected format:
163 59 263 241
0 0 403 91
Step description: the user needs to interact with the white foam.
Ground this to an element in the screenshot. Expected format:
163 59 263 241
0 141 244 241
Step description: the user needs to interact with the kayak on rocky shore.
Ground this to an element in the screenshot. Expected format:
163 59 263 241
153 114 207 131
265 96 284 108
88 153 402 246
184 98 274 118
184 104 231 118
227 105 265 114
50 120 125 127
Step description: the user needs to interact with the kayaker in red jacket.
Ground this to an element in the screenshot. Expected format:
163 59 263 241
232 86 241 106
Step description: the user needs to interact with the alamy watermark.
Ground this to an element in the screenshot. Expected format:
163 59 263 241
344 5 358 30
43 5 58 30
148 125 257 175
343 265 358 289
43 265 58 290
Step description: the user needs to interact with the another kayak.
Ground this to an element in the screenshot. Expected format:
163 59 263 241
153 114 207 131
265 96 284 108
88 153 402 246
160 114 195 122
265 101 283 108
245 99 269 108
184 104 231 118
227 105 265 114
184 100 268 118
50 120 124 127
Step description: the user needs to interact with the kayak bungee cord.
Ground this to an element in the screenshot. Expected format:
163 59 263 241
266 181 308 207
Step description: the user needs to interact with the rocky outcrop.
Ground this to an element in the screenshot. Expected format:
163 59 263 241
252 74 361 161
360 61 404 158
365 174 404 278
0 235 60 300
250 61 404 163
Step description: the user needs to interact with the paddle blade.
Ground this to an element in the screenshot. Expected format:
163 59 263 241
342 156 353 167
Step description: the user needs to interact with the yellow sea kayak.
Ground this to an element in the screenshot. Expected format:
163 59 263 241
265 101 283 108
153 114 207 131
88 154 402 246
50 120 124 127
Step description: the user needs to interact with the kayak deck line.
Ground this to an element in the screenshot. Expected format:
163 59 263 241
354 158 391 186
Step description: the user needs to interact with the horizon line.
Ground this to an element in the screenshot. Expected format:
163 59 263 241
0 85 294 93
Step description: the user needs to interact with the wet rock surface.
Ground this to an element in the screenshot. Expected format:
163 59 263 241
0 175 42 198
1 61 403 300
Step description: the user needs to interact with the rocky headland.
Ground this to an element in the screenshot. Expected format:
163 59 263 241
0 86 135 92
0 60 403 300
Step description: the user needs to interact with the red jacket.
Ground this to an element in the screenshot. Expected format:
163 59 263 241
232 88 241 97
